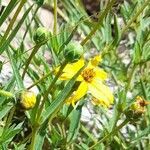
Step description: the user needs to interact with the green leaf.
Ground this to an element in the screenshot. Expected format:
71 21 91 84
0 122 23 144
113 14 121 46
6 49 24 89
34 121 47 150
0 0 19 27
41 65 85 124
0 104 13 120
131 126 150 142
14 144 26 150
0 61 2 73
133 41 142 64
0 4 33 54
101 13 112 44
67 104 82 143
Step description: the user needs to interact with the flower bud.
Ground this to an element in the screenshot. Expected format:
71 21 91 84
131 96 149 114
20 91 36 110
33 27 49 45
34 0 44 6
63 41 84 62
125 96 150 122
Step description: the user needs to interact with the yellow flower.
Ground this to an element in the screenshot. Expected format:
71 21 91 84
20 91 36 109
58 55 114 107
131 96 150 114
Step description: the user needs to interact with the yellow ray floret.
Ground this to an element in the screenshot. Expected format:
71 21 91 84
58 55 114 107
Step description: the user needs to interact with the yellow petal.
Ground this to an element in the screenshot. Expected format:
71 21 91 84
71 58 85 72
56 58 85 81
66 81 88 106
60 73 83 81
90 55 102 66
95 67 108 80
88 79 113 107
55 58 84 74
94 79 114 103
63 64 77 73
63 58 85 73
75 81 88 100
59 72 76 80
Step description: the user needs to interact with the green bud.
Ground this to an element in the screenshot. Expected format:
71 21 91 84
33 27 49 45
34 0 44 6
63 42 84 62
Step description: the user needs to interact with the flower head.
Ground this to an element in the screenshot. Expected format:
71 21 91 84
20 91 36 109
131 96 150 114
58 55 114 107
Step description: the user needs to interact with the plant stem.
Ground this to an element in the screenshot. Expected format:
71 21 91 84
29 61 67 149
27 71 52 89
22 5 39 41
89 119 129 149
111 64 137 132
0 90 14 98
29 127 38 150
36 61 67 122
80 0 116 46
125 64 137 93
22 44 41 79
53 0 57 35
140 78 148 100
81 125 97 144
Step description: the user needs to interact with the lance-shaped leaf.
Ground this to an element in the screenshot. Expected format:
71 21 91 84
67 103 83 143
0 5 33 54
41 65 85 124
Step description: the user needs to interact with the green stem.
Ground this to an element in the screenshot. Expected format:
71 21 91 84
22 44 41 79
27 71 52 90
53 0 57 35
0 90 14 98
29 61 67 149
22 6 39 41
29 127 39 150
125 64 137 93
0 0 26 45
89 119 129 149
80 0 116 46
140 78 148 100
112 64 137 132
36 61 67 122
81 125 97 144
